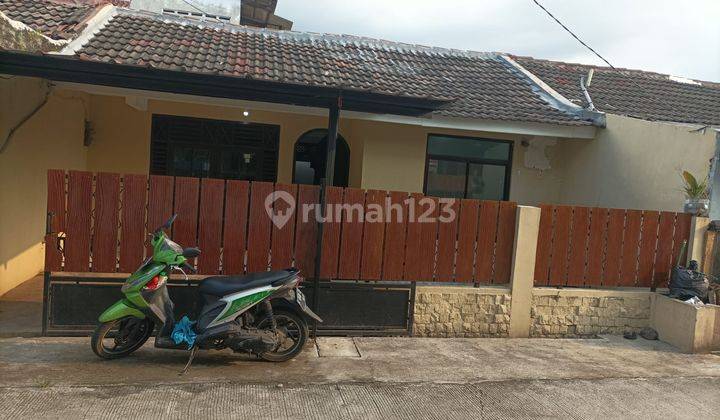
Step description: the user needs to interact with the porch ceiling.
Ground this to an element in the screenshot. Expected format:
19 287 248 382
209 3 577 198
0 50 451 117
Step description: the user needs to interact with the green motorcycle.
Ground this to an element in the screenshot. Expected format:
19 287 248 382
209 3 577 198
92 214 321 364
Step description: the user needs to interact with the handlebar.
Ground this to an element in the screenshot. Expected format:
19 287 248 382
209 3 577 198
153 214 177 235
182 262 197 274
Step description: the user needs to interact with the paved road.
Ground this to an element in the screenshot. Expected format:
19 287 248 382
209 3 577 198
1 336 718 419
2 376 718 419
1 335 719 386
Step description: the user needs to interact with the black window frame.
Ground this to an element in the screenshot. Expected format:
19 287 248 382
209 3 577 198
423 133 513 200
150 114 280 182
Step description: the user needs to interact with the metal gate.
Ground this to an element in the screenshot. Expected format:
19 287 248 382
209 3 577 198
42 274 415 336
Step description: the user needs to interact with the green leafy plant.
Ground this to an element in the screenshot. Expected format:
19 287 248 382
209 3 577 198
681 170 708 200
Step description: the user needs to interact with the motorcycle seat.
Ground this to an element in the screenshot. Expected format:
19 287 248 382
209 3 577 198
198 269 297 297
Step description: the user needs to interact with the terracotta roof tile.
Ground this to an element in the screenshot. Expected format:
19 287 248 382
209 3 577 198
70 11 589 125
513 56 720 126
0 0 96 40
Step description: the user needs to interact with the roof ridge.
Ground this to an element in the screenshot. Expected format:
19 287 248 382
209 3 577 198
115 8 498 59
56 3 116 55
511 55 720 89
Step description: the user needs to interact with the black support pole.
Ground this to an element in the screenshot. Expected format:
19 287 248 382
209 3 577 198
311 95 342 335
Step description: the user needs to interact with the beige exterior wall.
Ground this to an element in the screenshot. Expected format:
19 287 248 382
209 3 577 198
558 114 716 212
59 88 573 205
358 120 567 203
0 78 89 296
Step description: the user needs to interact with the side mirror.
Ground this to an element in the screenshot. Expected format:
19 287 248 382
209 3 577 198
182 247 201 258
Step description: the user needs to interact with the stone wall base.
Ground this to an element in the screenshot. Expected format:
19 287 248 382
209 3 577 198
413 285 654 339
413 286 511 337
530 290 652 338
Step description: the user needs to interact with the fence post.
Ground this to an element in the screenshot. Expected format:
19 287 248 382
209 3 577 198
508 205 541 338
687 216 710 266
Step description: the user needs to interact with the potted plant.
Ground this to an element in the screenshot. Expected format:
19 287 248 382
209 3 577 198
681 170 709 216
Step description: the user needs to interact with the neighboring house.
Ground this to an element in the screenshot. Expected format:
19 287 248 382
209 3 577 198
513 56 720 211
0 0 718 296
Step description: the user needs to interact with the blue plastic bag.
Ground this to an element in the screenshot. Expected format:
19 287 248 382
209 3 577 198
171 316 197 349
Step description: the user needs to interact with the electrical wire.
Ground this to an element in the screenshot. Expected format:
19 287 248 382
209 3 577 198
531 0 618 70
530 0 701 126
180 0 209 15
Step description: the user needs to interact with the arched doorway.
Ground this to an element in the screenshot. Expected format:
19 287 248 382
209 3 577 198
292 129 350 187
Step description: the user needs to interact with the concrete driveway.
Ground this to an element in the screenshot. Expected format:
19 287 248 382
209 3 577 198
0 335 718 418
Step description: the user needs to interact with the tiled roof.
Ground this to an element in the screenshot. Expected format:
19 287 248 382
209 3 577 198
70 11 590 126
0 2 596 126
0 0 97 40
513 56 720 126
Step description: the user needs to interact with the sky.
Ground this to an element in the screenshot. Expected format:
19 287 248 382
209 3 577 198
270 0 720 82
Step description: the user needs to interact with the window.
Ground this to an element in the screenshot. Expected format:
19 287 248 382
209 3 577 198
425 135 512 200
150 115 279 181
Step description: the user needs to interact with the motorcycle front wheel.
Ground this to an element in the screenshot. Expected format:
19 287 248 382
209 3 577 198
91 317 154 359
259 309 308 362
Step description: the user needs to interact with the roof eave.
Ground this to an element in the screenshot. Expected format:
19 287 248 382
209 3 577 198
0 50 449 116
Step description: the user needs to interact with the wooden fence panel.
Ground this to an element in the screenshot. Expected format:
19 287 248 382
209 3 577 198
674 213 692 266
172 177 200 254
494 201 516 284
270 184 298 270
653 211 676 287
45 170 66 271
381 191 408 280
435 199 460 282
455 200 480 282
119 174 147 272
637 211 659 287
338 188 365 279
566 206 590 286
360 189 386 280
403 193 424 281
585 207 608 286
52 170 692 291
533 204 553 285
548 206 572 286
147 175 174 247
64 171 93 272
92 173 120 272
222 180 249 275
197 178 224 274
418 197 439 281
319 186 342 279
603 209 626 286
476 201 499 283
619 210 642 286
246 181 273 272
294 185 319 277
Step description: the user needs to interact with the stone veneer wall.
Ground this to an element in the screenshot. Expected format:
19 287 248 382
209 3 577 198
413 286 511 337
530 289 653 337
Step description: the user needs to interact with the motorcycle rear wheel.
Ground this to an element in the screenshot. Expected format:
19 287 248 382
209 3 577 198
91 317 154 359
259 310 308 362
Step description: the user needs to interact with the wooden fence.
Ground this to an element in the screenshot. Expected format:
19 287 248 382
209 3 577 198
534 205 693 288
45 170 517 283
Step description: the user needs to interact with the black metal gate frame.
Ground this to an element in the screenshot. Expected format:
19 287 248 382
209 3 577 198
42 272 416 337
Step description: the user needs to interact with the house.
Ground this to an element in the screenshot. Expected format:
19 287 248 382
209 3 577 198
1 0 718 297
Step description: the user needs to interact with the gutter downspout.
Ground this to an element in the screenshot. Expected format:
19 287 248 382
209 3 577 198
580 68 596 111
